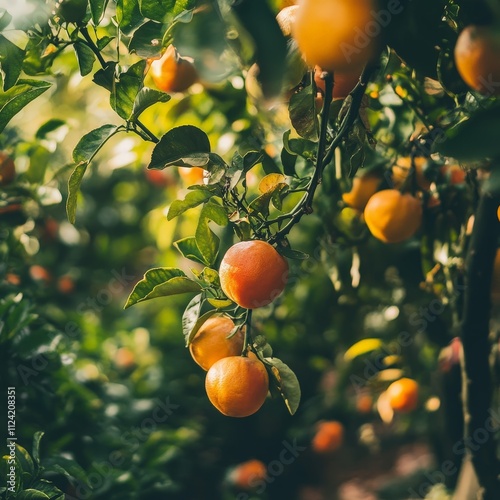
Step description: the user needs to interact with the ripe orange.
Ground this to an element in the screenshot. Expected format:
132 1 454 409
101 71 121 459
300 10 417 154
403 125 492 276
342 173 382 211
205 354 269 417
114 347 136 369
293 0 377 72
145 168 173 187
230 459 268 490
356 394 373 414
189 316 245 371
454 25 500 96
57 275 75 293
149 45 198 93
386 377 419 413
314 66 360 100
363 190 422 243
29 265 52 283
392 157 431 191
178 166 205 185
0 152 15 186
312 421 344 453
219 240 289 309
497 206 500 222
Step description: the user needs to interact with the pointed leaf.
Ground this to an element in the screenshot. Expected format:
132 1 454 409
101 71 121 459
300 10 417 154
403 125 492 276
0 80 51 134
73 124 119 163
0 35 25 90
195 202 228 266
263 357 301 415
32 431 44 466
168 189 213 221
182 293 202 345
16 490 50 500
344 338 383 361
90 0 110 24
74 42 95 76
129 20 165 58
174 237 208 265
149 125 211 170
42 456 89 488
111 60 147 120
207 298 232 309
259 173 286 193
289 84 319 141
66 162 88 224
125 267 201 308
16 444 34 476
131 87 170 120
116 0 144 36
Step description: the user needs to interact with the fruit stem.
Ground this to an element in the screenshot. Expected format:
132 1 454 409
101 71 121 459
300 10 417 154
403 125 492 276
242 309 252 355
459 168 500 497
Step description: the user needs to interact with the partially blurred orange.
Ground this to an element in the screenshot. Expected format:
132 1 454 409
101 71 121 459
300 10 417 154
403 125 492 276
312 420 344 453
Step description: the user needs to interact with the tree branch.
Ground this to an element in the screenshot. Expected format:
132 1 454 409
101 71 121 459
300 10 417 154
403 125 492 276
460 168 500 499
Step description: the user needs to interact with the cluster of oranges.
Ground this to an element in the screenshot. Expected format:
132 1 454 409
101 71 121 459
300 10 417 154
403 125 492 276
188 240 289 417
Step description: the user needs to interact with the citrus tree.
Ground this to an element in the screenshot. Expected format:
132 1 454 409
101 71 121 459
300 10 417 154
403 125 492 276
2 0 500 498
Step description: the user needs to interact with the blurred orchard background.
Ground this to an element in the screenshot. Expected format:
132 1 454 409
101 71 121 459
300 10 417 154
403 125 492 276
2 0 500 499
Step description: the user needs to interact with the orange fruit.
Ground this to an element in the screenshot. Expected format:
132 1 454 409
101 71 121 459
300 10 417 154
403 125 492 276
454 25 500 96
178 166 205 185
497 206 500 222
5 273 21 285
29 265 52 283
219 240 289 309
205 355 269 417
441 164 467 185
57 275 75 293
356 394 373 414
293 0 378 72
342 173 382 211
386 377 419 413
145 169 173 187
312 421 344 453
230 459 268 490
392 157 431 191
114 347 136 369
189 316 245 371
276 5 299 37
363 189 422 243
149 45 198 93
0 152 15 186
314 65 360 100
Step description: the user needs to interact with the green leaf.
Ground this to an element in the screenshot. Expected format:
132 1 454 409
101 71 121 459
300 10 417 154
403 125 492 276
344 338 383 361
433 104 500 161
35 119 66 140
93 62 116 91
111 60 147 120
66 162 87 224
263 357 301 415
283 130 317 161
174 237 207 265
149 125 211 170
74 42 95 76
32 432 44 466
281 147 297 177
90 0 110 24
195 201 228 266
182 293 202 345
131 87 170 120
124 268 201 308
16 444 34 477
96 35 114 50
29 480 63 500
278 247 309 260
16 490 50 500
185 309 219 345
0 80 51 134
128 21 165 58
289 84 319 141
42 456 89 488
167 189 213 221
0 35 25 91
116 0 145 36
0 9 12 31
207 298 232 309
73 124 119 163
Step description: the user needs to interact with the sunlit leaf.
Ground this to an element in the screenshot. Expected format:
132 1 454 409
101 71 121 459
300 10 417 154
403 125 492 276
195 201 228 266
259 173 286 193
66 162 87 224
0 35 25 90
124 268 201 308
73 124 119 163
111 60 147 120
344 338 383 361
0 80 51 134
131 87 170 120
175 237 208 265
167 187 213 221
182 293 202 345
289 84 319 141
